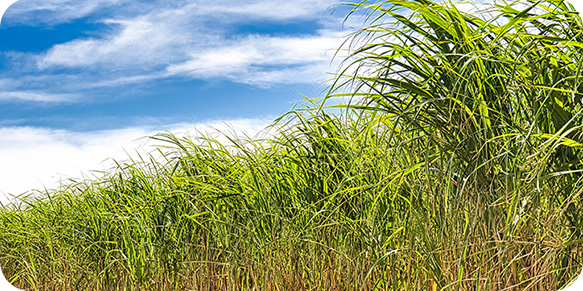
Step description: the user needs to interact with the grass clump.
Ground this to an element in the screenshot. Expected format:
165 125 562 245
1 0 583 290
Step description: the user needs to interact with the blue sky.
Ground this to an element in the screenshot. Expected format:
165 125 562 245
0 0 354 199
0 0 350 130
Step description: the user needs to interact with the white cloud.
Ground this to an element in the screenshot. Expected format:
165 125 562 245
194 0 338 21
28 0 347 91
0 117 272 205
0 0 352 105
4 0 123 25
39 17 191 69
0 91 77 102
82 73 165 89
6 0 339 26
165 33 343 86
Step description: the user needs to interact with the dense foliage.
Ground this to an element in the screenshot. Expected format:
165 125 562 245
1 0 582 290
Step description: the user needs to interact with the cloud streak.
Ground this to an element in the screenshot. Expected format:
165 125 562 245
0 91 76 102
5 0 123 25
165 33 343 85
1 0 347 103
194 0 337 21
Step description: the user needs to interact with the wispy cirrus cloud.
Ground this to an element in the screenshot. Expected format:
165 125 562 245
0 91 76 102
194 0 338 21
38 17 193 70
1 0 348 103
165 33 343 86
4 0 124 25
6 0 338 26
39 26 343 87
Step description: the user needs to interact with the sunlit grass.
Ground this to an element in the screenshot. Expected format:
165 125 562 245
1 0 582 290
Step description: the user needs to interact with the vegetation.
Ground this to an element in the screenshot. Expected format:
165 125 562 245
1 0 582 290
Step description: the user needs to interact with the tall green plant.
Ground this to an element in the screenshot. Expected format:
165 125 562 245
330 0 583 193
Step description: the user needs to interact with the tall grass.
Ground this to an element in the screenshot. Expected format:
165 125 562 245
1 0 582 290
